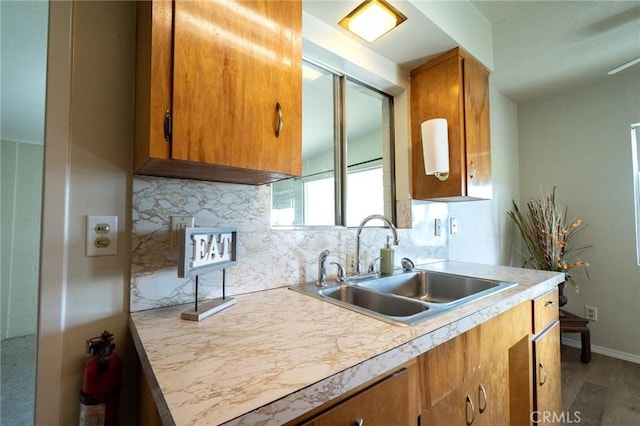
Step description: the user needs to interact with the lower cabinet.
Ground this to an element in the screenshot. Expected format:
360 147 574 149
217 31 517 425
418 302 530 425
298 366 415 426
421 352 509 425
532 321 562 423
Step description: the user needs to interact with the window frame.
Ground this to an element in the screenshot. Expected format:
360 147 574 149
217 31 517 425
271 59 396 228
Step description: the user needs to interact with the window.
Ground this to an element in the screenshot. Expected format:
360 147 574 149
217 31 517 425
271 61 395 227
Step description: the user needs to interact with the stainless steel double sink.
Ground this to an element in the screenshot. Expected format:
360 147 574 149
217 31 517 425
290 269 516 326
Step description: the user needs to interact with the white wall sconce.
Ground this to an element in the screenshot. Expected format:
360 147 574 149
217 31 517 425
421 118 449 181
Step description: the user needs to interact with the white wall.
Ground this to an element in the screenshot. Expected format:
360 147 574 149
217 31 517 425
37 2 136 424
448 86 520 265
518 71 640 360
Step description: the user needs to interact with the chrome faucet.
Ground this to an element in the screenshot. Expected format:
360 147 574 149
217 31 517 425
317 249 330 287
355 214 399 275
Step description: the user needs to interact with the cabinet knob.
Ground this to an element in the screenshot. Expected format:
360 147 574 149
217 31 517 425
478 383 487 414
275 102 284 137
354 419 363 426
545 300 555 307
538 362 547 386
468 161 477 179
465 394 475 425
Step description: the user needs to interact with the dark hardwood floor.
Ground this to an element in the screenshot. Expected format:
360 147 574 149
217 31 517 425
561 345 640 425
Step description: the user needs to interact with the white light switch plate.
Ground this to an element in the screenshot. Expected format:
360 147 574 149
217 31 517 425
86 215 118 257
449 217 458 234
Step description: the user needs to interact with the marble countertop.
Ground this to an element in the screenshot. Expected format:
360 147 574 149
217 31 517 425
129 261 564 425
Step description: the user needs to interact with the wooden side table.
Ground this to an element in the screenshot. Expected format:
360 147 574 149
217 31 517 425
559 309 591 363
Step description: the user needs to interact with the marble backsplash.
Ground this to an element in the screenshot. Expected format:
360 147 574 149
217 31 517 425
130 175 448 312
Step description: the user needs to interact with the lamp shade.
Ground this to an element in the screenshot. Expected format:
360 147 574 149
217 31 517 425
421 118 449 177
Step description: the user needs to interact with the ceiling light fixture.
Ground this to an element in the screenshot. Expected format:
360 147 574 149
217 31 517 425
608 56 640 75
338 0 407 43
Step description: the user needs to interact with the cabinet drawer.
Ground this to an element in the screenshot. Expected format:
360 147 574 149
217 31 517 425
532 288 559 334
299 368 411 426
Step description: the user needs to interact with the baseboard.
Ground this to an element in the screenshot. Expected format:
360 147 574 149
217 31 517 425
562 337 640 364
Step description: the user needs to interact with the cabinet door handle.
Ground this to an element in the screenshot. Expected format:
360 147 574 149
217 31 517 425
163 110 172 142
354 419 363 426
465 394 475 425
538 362 547 386
274 102 283 137
478 383 487 414
468 161 477 179
545 300 555 307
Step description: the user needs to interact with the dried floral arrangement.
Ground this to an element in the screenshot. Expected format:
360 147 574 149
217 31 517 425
508 187 590 293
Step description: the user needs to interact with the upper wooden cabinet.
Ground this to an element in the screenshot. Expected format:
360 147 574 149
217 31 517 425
134 0 302 185
410 47 492 200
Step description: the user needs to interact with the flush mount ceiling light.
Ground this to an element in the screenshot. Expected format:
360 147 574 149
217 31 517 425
338 0 407 43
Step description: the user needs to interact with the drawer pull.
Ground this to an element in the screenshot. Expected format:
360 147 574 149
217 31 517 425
465 394 475 425
354 419 363 426
538 362 547 386
478 383 487 413
545 300 555 307
275 102 283 137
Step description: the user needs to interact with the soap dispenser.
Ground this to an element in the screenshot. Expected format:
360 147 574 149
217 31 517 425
380 236 395 275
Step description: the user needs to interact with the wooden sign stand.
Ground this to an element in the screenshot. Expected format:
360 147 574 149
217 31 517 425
177 227 238 321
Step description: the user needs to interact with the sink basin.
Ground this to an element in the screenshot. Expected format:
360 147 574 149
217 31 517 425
319 285 429 317
289 269 516 326
358 270 515 305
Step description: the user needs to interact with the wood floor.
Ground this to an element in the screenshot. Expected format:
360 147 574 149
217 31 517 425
561 345 640 425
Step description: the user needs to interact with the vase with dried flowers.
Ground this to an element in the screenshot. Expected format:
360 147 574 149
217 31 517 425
508 187 591 305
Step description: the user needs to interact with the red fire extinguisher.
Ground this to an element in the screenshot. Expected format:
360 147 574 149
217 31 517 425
79 330 122 426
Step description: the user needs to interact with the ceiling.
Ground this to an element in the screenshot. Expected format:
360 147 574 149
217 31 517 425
303 0 640 104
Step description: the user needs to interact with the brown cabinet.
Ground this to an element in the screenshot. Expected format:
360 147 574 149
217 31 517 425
418 302 531 425
421 353 509 425
531 288 562 421
134 0 302 185
533 322 562 422
298 367 415 426
410 47 492 200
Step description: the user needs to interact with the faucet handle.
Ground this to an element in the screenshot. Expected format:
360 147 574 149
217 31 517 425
368 257 381 274
330 262 345 283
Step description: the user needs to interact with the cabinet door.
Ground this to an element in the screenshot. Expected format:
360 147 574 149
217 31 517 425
172 0 301 177
462 56 491 199
410 51 466 200
301 368 412 426
474 353 509 425
409 47 491 201
533 321 562 421
420 354 509 426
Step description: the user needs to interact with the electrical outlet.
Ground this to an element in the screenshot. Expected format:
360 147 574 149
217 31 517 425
585 305 598 322
170 216 194 251
86 215 118 256
346 252 357 275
